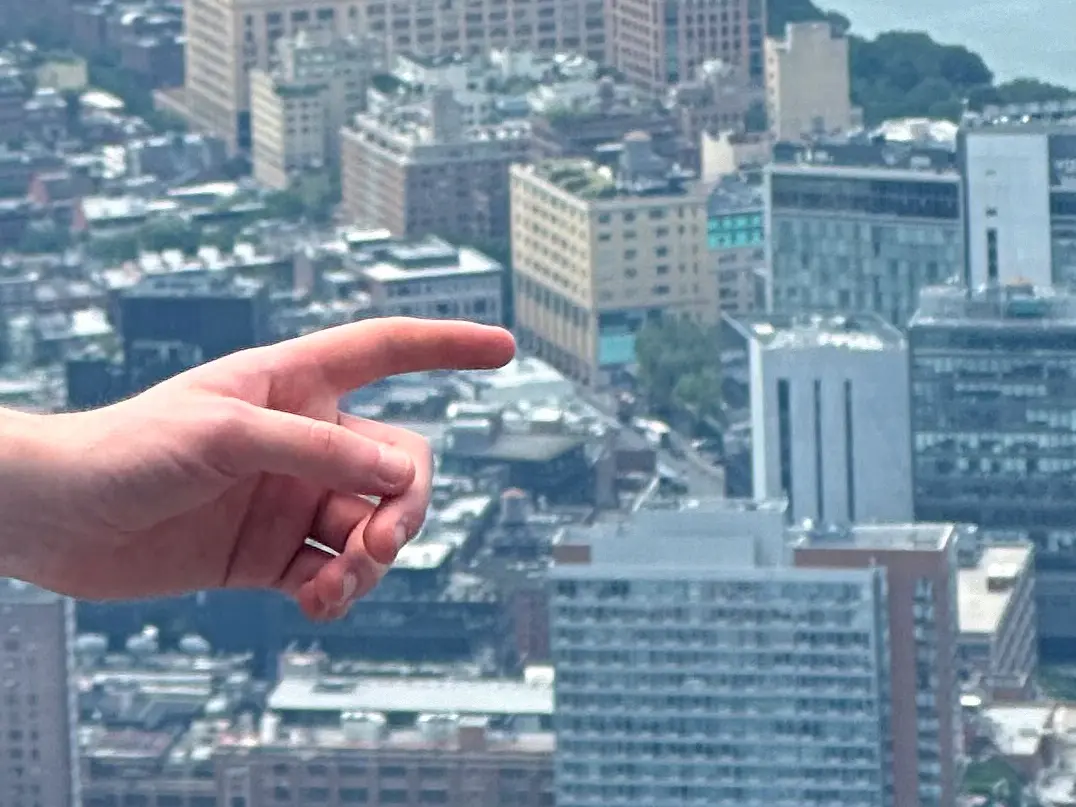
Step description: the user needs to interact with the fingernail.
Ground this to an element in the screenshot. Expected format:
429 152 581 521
376 446 413 487
393 521 411 550
336 572 358 606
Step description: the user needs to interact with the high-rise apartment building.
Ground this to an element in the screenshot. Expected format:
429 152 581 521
511 134 714 386
720 312 913 526
183 0 604 152
340 89 530 242
250 29 374 189
552 498 965 807
959 113 1076 288
909 282 1076 648
766 139 964 326
765 22 855 142
0 580 80 807
793 523 964 807
605 0 762 97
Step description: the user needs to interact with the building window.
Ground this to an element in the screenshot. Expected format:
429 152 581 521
777 379 793 513
844 379 855 522
987 227 999 282
813 379 824 520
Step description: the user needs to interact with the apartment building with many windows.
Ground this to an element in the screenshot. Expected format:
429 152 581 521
510 133 714 386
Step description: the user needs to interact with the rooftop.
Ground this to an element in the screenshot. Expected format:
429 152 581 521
792 523 961 553
362 245 502 283
0 578 64 604
268 674 554 717
771 138 956 175
525 153 695 201
958 544 1033 636
725 312 906 352
912 282 1076 327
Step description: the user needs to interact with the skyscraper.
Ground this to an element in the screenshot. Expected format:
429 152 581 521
720 312 913 526
0 580 80 807
551 499 965 807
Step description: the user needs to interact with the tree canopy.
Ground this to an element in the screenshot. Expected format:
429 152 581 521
768 0 1075 124
634 316 722 420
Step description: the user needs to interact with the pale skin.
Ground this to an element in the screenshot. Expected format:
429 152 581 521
0 317 516 621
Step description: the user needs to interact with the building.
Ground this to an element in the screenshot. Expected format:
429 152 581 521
357 236 505 325
553 498 913 807
604 0 762 97
510 134 714 386
341 89 530 242
956 542 1037 699
908 282 1076 648
250 30 374 189
667 59 762 171
765 22 855 142
792 522 964 807
765 138 964 326
182 0 603 152
705 176 765 315
959 114 1076 288
118 273 272 392
0 580 80 807
721 312 913 526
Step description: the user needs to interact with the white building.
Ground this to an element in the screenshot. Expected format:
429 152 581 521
550 498 892 807
732 313 913 526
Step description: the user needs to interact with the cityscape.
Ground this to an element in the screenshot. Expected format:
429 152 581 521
1 0 1076 806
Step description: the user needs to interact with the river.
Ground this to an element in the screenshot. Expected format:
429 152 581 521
825 0 1076 87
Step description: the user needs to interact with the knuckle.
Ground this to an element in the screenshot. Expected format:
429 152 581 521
198 398 253 476
306 419 340 458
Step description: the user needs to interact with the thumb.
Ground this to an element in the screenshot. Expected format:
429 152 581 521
205 402 417 495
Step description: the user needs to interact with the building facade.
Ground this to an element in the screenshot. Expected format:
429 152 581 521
793 523 964 807
511 136 715 386
721 312 913 526
909 282 1076 648
604 0 762 97
765 22 855 142
705 177 765 315
766 140 964 326
341 89 530 242
0 580 80 807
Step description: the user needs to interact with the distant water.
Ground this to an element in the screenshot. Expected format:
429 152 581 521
826 0 1076 87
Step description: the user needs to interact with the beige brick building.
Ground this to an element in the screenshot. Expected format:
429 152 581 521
183 0 604 152
765 22 856 142
510 133 716 386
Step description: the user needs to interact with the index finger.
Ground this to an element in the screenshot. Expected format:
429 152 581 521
270 317 516 394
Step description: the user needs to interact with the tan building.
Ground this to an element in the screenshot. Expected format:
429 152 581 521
183 0 604 152
765 22 856 142
605 0 762 97
341 88 530 242
957 543 1037 699
794 523 965 807
510 133 715 386
251 30 373 189
0 580 79 807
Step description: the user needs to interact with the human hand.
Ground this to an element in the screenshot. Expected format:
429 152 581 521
0 317 514 619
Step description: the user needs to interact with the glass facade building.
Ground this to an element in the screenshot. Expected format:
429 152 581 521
909 283 1076 553
766 142 964 326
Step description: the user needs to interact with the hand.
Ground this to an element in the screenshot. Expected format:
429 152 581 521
1 317 514 620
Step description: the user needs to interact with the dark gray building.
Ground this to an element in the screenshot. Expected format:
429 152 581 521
909 282 1076 650
766 139 964 326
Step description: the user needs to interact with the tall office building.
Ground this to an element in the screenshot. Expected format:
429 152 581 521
552 498 965 807
183 0 604 152
766 139 964 325
793 523 964 807
959 114 1076 288
604 0 762 97
909 282 1076 647
765 22 855 143
720 312 913 526
510 134 714 386
118 273 272 392
0 580 80 807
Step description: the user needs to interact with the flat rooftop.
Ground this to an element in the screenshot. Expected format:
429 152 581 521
912 283 1076 327
268 675 553 717
217 725 554 755
362 246 501 283
526 158 692 201
793 523 958 553
726 312 905 352
958 544 1033 636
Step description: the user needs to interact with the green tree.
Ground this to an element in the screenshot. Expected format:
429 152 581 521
88 234 140 263
634 316 722 419
140 218 200 254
